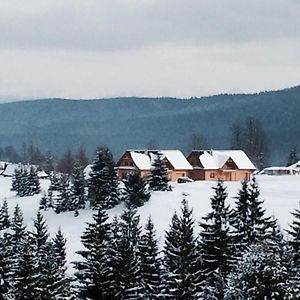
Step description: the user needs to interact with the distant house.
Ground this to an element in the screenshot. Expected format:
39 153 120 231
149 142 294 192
261 161 300 176
261 167 291 176
1 163 44 177
187 150 256 181
116 150 193 182
1 163 22 177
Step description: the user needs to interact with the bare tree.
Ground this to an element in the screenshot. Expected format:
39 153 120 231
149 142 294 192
189 133 208 151
229 117 268 169
230 122 243 150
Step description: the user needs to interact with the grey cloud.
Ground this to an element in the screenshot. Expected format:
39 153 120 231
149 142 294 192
0 0 299 51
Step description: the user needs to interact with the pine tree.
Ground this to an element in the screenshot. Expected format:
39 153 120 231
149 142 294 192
225 245 288 300
30 211 49 252
88 147 119 209
27 166 40 195
286 201 300 297
74 207 111 300
163 199 201 299
52 228 73 299
231 181 251 245
11 169 21 192
53 228 67 271
139 217 161 299
148 152 169 191
248 177 276 244
108 207 142 299
17 169 29 197
123 172 150 208
0 233 12 298
199 181 236 299
11 204 27 250
11 237 39 300
70 161 86 214
54 175 71 214
49 172 61 191
39 193 51 211
29 211 59 300
287 204 300 266
0 199 10 230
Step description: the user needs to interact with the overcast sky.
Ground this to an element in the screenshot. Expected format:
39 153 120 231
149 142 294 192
0 0 299 101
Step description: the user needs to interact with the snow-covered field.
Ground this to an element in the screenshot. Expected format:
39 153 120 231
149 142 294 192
0 175 299 273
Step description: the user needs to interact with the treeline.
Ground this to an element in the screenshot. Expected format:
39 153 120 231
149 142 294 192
0 204 72 299
192 116 299 169
2 119 300 172
71 179 300 299
0 143 89 174
3 178 300 299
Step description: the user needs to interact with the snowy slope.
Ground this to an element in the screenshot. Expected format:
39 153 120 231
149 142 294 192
0 175 299 273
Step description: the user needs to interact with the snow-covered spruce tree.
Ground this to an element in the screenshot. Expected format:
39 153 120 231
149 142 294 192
52 228 74 299
69 161 86 215
163 199 201 299
30 211 49 252
15 169 28 197
11 169 21 192
139 217 161 299
88 147 119 209
287 202 300 266
231 180 251 252
11 204 27 251
10 237 39 300
29 211 58 300
284 202 300 298
108 207 142 299
247 177 276 245
54 174 71 214
198 181 236 299
39 193 51 211
0 199 10 230
49 172 61 191
148 152 169 191
0 233 13 298
225 244 288 300
123 172 150 208
74 207 112 300
27 166 40 195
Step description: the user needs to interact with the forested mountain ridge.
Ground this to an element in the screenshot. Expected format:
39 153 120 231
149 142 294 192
0 85 299 165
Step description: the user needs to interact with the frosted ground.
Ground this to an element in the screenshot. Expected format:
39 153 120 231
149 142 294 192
0 175 299 273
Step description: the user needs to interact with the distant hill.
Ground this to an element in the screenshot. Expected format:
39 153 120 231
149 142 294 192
0 86 300 165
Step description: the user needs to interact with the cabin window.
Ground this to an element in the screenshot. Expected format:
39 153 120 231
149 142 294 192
210 172 215 178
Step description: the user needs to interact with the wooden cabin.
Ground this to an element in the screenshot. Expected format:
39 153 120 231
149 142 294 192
116 150 193 182
187 150 256 181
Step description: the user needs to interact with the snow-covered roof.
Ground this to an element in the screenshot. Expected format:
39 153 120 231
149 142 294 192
263 166 290 171
160 150 193 170
288 160 300 170
37 170 49 178
1 163 38 177
1 163 20 176
129 150 193 170
196 150 256 170
130 151 152 170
